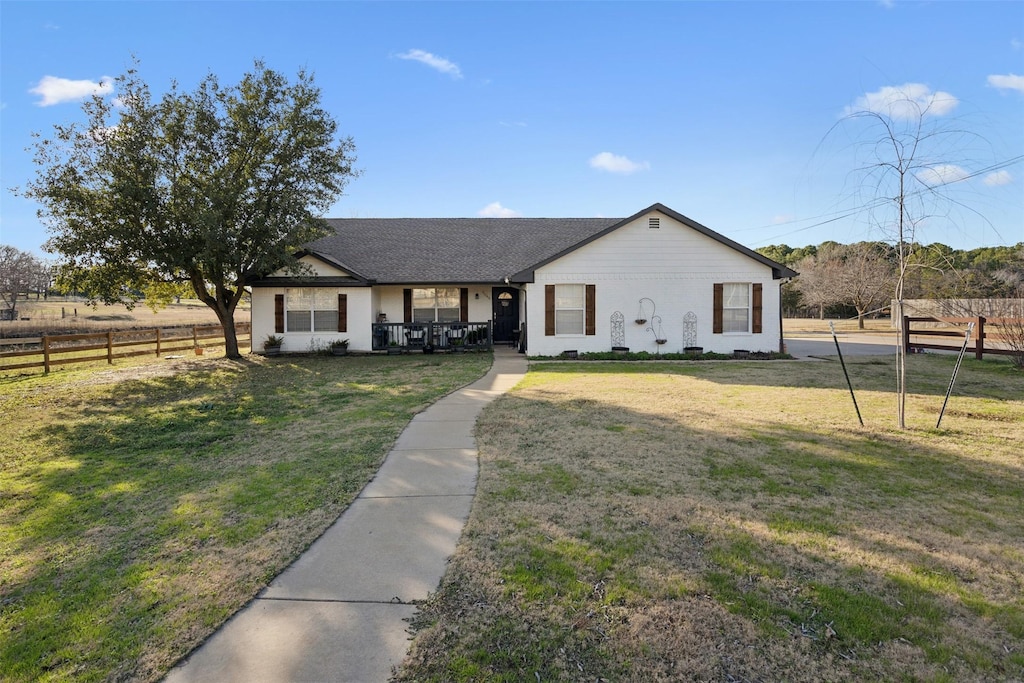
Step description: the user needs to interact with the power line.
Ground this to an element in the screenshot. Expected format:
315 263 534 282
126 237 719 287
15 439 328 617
744 154 1024 246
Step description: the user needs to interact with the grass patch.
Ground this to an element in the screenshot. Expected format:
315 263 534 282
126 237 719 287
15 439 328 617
0 352 490 682
398 355 1024 682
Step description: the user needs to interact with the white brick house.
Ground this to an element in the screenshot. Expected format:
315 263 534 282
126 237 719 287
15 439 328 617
249 203 797 355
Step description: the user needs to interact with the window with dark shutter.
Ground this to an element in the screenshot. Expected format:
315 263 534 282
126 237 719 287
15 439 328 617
712 284 723 334
585 284 596 336
337 293 347 333
752 283 763 334
274 294 285 333
460 288 469 322
545 285 555 336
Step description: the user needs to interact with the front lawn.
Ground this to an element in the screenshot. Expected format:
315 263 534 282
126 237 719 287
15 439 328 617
0 353 491 682
399 355 1023 682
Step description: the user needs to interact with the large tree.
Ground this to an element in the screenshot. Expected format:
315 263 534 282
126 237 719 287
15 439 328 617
791 242 897 326
20 62 358 358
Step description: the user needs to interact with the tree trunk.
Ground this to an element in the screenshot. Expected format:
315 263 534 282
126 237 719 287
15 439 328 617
191 276 244 359
221 312 240 358
857 310 866 329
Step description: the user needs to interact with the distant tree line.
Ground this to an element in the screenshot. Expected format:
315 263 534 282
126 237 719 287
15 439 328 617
757 241 1024 327
0 245 52 320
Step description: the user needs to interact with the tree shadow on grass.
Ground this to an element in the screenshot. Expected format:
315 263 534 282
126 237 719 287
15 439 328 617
2 354 491 681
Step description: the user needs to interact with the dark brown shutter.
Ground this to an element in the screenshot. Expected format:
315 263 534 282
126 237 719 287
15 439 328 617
460 288 469 322
274 294 285 333
545 285 555 336
752 283 763 334
585 284 596 336
713 283 723 334
403 289 412 323
337 293 347 333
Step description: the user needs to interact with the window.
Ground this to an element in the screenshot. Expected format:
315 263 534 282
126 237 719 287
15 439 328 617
713 283 762 334
721 283 750 333
554 284 585 335
545 284 595 336
286 288 339 332
412 287 460 322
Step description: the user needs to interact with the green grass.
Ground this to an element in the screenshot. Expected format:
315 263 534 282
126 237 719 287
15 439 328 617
0 352 491 682
397 354 1024 682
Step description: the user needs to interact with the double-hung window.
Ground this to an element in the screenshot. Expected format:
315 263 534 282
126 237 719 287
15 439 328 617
554 284 585 335
412 287 460 323
713 282 762 334
286 288 339 332
721 283 750 333
544 283 595 337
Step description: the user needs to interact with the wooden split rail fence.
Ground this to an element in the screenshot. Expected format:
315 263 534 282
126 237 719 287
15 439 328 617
903 315 1019 360
0 323 251 373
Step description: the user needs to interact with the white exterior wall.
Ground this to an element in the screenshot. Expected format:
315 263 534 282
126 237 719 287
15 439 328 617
250 256 374 353
252 273 509 353
525 212 782 356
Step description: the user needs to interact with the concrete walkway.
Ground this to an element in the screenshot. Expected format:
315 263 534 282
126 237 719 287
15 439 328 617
164 347 527 683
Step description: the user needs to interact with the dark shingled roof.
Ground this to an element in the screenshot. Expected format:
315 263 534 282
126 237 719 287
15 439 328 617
307 217 619 284
298 204 797 284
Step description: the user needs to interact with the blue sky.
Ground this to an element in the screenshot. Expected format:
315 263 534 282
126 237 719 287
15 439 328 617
2 1 1022 259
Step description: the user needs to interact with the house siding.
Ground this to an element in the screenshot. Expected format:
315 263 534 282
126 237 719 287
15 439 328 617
525 212 782 356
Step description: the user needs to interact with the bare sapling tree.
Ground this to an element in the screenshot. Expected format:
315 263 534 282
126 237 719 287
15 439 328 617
18 61 359 358
834 85 994 428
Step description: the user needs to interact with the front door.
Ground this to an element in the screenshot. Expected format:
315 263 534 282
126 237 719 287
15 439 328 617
491 287 519 345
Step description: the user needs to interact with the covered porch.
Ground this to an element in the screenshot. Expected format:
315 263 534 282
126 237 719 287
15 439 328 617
371 321 494 352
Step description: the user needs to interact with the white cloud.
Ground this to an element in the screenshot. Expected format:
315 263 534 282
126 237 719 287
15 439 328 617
983 170 1013 186
916 164 969 187
396 49 462 79
772 214 795 225
30 75 113 106
589 152 650 174
478 202 521 218
987 73 1024 93
845 83 958 119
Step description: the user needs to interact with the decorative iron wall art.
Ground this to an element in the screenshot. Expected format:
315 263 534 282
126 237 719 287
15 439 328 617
610 311 625 348
683 311 697 348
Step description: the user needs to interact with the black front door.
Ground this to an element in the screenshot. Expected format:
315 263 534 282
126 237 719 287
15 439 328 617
491 287 519 345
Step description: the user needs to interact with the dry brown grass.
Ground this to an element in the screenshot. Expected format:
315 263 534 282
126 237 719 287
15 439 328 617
0 298 248 338
784 317 896 335
398 357 1023 682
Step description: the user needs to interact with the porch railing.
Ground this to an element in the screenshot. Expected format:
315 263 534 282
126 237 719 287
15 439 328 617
372 321 492 352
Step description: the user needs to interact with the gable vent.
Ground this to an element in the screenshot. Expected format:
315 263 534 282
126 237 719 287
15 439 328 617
649 217 660 229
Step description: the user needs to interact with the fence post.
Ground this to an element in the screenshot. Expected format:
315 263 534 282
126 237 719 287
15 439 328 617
155 327 161 357
107 331 113 364
902 315 911 354
43 334 51 374
975 316 985 360
193 326 199 349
